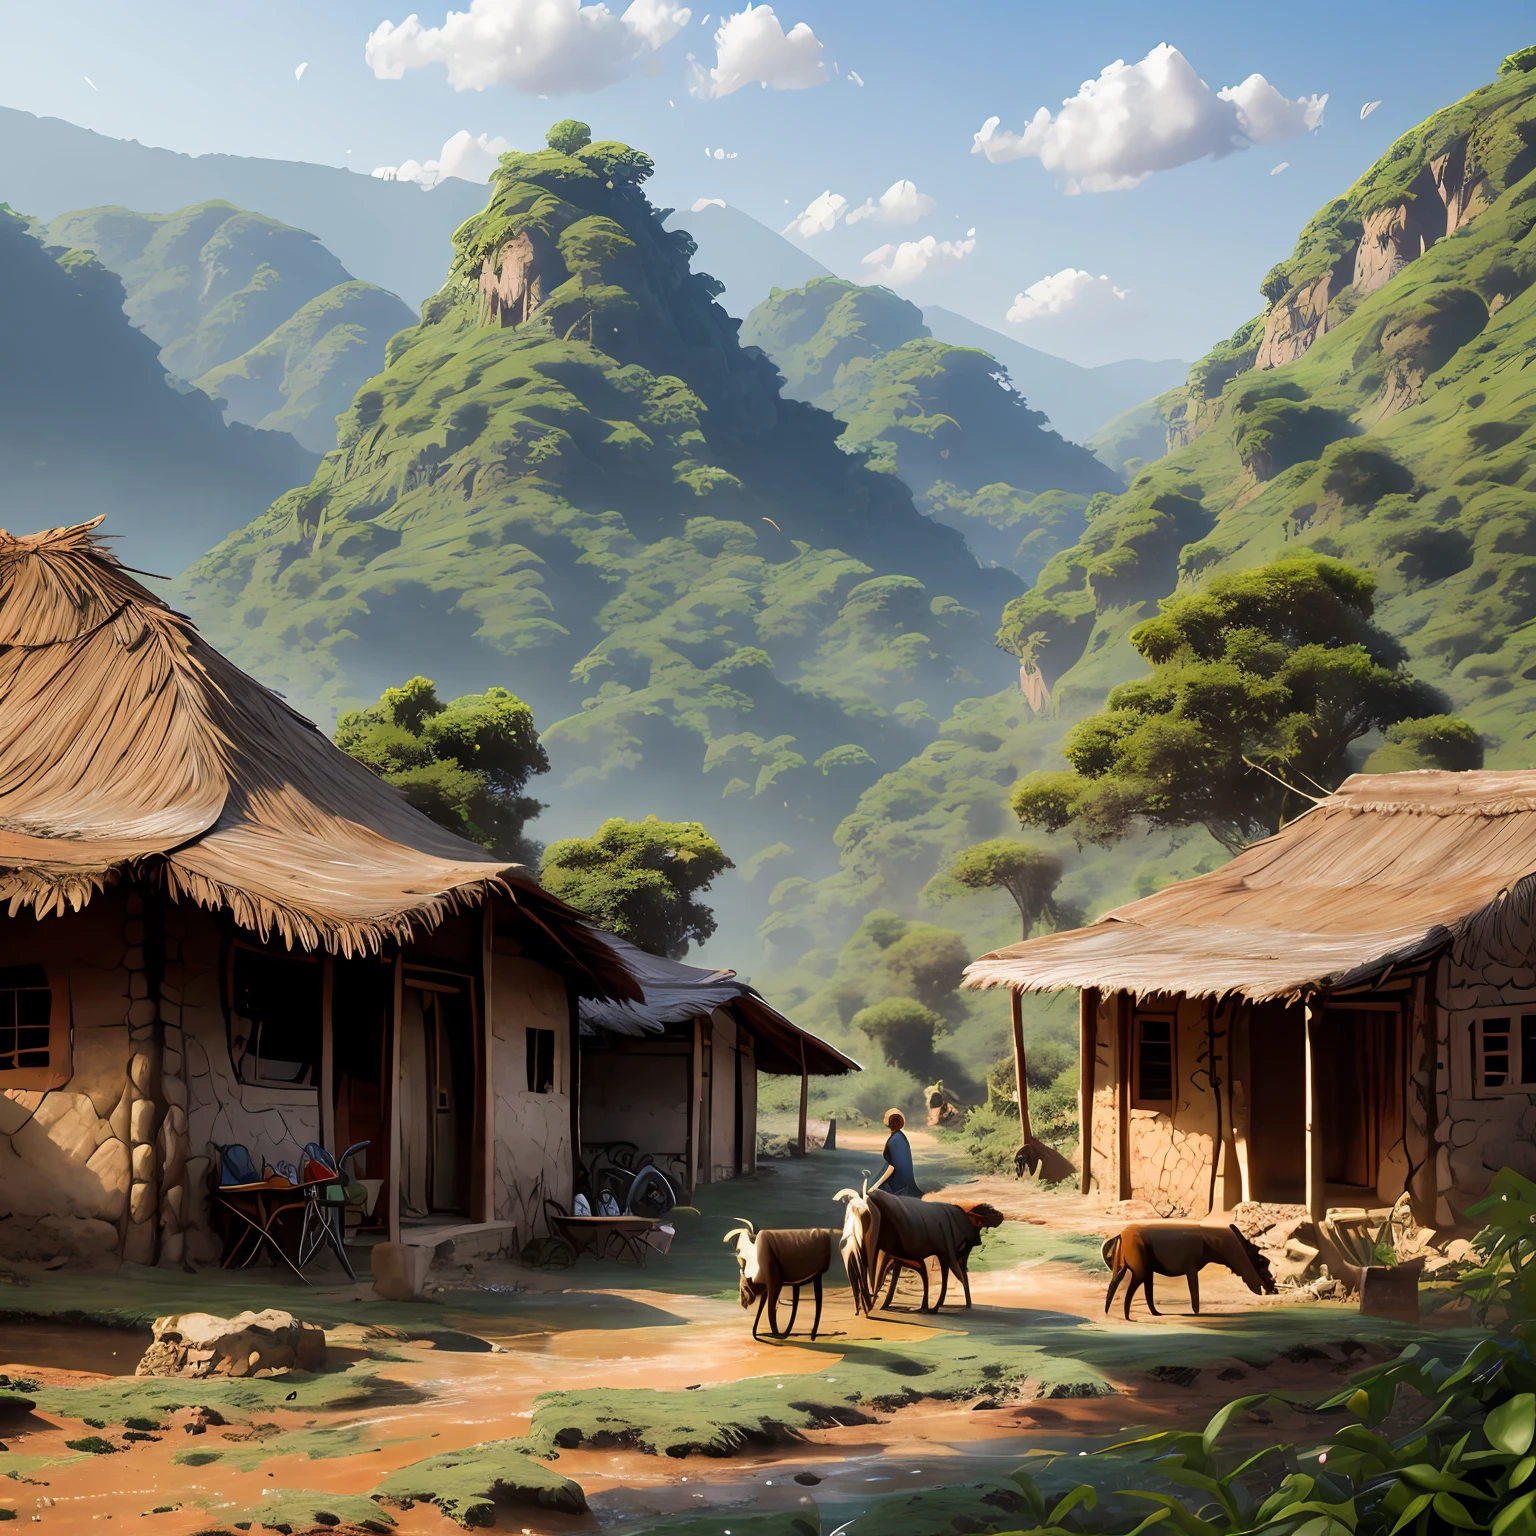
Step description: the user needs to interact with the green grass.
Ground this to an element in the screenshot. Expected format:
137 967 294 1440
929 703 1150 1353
372 1437 586 1525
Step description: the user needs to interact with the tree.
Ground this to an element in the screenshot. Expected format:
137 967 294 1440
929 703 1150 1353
852 997 945 1079
546 119 592 154
1364 714 1484 774
929 839 1064 939
1011 556 1471 853
539 815 733 958
335 675 549 860
880 925 971 1015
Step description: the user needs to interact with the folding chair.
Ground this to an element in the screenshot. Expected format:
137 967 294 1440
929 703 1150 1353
297 1141 370 1282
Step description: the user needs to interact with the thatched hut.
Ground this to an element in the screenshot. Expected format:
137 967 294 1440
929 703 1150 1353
0 520 638 1266
964 771 1536 1228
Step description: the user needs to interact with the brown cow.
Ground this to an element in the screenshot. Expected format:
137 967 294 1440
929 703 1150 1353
837 1189 996 1314
1102 1222 1276 1318
724 1220 835 1339
875 1200 1004 1310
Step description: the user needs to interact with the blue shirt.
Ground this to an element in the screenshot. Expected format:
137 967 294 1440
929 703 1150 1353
882 1129 922 1197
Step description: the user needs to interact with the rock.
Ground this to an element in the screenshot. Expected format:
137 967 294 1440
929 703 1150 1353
372 1242 433 1301
85 1138 130 1221
1271 1238 1322 1285
135 1310 326 1379
129 1099 157 1144
35 1216 118 1256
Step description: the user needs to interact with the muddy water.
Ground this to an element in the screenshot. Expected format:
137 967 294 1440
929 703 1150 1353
0 1319 151 1375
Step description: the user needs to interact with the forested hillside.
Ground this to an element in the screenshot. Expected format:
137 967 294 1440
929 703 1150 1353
47 203 415 453
172 125 1017 928
742 277 1117 578
0 208 316 576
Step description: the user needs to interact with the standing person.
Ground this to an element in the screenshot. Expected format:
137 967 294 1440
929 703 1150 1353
873 1108 922 1198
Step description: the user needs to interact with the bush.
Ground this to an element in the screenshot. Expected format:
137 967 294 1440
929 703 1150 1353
546 119 592 154
1321 440 1415 508
1363 714 1484 773
852 997 945 1078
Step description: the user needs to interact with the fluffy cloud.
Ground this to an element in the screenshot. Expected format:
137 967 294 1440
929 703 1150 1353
972 43 1326 192
373 129 511 189
861 232 975 289
689 5 827 98
1006 268 1127 324
782 189 847 237
846 179 935 226
365 0 691 94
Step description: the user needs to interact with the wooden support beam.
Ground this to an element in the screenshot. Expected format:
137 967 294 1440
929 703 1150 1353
1116 991 1132 1201
797 1035 809 1157
474 903 495 1223
387 953 404 1246
688 1017 703 1194
1304 999 1325 1225
1011 989 1032 1145
319 956 335 1155
1079 987 1100 1196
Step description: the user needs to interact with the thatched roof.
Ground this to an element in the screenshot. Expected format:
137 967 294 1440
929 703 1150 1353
0 519 635 994
580 931 860 1076
963 771 1536 1003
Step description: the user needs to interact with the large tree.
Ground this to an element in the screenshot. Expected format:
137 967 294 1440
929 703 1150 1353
1011 556 1479 853
927 840 1065 939
540 816 733 958
335 675 549 859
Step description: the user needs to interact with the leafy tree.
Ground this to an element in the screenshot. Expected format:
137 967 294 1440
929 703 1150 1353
852 997 945 1078
1011 556 1469 853
335 675 548 860
927 839 1064 939
539 815 733 958
879 925 970 1017
546 119 592 154
1364 714 1485 774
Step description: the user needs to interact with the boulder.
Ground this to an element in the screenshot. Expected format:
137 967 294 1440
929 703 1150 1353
135 1309 326 1379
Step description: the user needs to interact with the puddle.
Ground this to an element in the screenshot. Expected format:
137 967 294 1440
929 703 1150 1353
0 1319 152 1376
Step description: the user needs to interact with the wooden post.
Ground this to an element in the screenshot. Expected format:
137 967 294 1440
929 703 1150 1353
1116 992 1132 1200
319 955 336 1154
567 980 582 1207
387 953 404 1245
1304 999 1325 1225
475 902 495 1223
688 1017 703 1194
1011 990 1032 1144
797 1036 809 1156
1079 987 1100 1196
1408 971 1437 1226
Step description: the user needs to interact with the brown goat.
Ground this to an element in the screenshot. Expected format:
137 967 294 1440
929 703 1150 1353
724 1221 834 1339
1102 1222 1277 1318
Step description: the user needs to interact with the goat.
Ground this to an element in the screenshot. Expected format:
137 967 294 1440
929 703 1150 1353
723 1219 834 1340
873 1200 1004 1310
1102 1222 1277 1318
835 1187 993 1314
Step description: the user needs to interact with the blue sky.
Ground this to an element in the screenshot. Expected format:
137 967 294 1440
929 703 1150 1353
1 1 1528 365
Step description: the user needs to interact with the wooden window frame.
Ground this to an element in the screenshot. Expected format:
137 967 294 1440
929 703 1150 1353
1466 1005 1536 1098
0 964 70 1091
525 1026 557 1096
224 939 323 1091
1131 1011 1177 1110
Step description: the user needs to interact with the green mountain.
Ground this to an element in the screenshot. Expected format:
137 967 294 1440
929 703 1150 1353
0 208 316 576
741 277 1117 578
748 46 1536 1115
172 130 1017 901
46 202 415 453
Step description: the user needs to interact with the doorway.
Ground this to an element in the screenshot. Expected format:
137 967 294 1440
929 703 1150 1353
1317 1007 1402 1196
398 973 476 1218
331 958 394 1218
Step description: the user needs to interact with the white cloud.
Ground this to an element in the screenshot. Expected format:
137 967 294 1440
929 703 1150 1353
373 129 512 189
848 69 864 87
782 189 847 237
1271 161 1289 175
1006 268 1127 324
846 179 934 226
688 5 827 98
1360 99 1382 119
691 196 726 210
295 61 309 81
861 233 975 289
365 0 691 95
972 43 1327 193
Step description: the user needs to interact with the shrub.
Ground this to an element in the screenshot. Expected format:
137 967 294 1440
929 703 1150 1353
1321 440 1415 508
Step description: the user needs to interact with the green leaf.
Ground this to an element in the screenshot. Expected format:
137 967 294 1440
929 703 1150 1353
1489 1395 1536 1457
1433 1491 1482 1529
1389 1493 1434 1535
1122 1491 1221 1536
1495 1492 1536 1536
1202 1392 1268 1454
1011 1470 1047 1521
1400 1464 1487 1496
1046 1486 1098 1526
1513 1455 1536 1490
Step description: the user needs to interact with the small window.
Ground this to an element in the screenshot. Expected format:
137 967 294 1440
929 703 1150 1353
526 1027 556 1095
229 946 322 1088
0 965 52 1073
1473 1011 1536 1095
1133 1015 1175 1106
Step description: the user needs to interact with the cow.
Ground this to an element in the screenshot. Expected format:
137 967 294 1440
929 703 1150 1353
1102 1222 1277 1318
723 1220 835 1340
835 1187 997 1314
